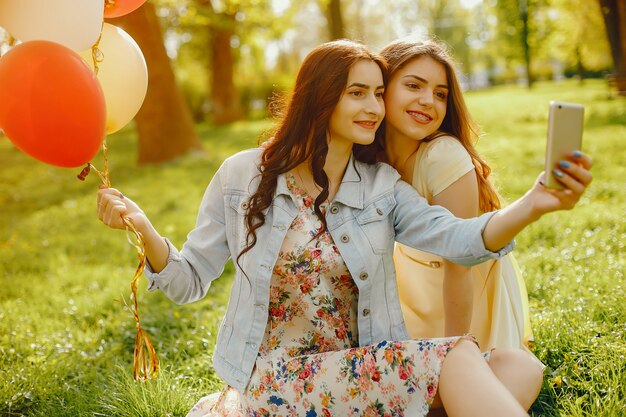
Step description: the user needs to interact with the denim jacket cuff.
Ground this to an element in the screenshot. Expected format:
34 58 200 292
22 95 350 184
145 237 182 291
471 211 516 262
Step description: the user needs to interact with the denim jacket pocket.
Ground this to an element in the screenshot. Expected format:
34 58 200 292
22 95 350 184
356 195 396 254
227 193 250 248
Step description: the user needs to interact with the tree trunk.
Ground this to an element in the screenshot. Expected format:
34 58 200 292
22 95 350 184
209 13 244 125
599 0 626 95
575 45 585 85
109 3 202 164
520 0 533 88
325 0 345 40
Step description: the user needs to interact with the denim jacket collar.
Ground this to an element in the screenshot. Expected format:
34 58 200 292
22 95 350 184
274 153 364 210
334 155 363 209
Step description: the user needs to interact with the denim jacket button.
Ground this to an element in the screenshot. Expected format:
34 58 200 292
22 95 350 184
376 208 383 215
362 308 370 317
330 205 339 214
340 234 349 243
359 272 368 281
241 201 249 210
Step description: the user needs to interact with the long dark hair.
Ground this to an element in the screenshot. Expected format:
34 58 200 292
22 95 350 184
238 40 387 262
375 39 500 212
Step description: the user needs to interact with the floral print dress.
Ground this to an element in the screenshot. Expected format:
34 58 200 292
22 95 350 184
187 174 468 417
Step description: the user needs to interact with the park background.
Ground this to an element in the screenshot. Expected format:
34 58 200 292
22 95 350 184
1 0 624 415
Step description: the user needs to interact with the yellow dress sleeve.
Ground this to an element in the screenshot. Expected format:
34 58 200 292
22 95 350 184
414 136 475 201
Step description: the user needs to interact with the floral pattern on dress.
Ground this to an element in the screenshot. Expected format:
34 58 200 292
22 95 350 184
186 173 468 417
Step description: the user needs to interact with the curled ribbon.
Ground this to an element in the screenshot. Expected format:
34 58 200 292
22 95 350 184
78 140 159 381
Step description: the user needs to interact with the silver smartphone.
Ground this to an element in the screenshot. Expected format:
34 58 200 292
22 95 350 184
545 101 584 189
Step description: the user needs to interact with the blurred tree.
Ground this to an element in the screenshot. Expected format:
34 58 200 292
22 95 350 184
598 0 626 95
110 3 202 164
322 0 346 40
427 0 473 78
197 0 243 124
492 0 552 88
547 0 611 81
386 0 474 80
159 0 295 122
519 0 531 87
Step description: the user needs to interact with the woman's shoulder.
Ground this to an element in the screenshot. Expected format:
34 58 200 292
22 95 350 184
216 148 263 189
354 159 401 181
414 135 475 197
422 135 470 160
223 147 263 166
220 148 263 174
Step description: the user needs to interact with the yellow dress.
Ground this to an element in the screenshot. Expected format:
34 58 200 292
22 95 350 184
394 136 534 351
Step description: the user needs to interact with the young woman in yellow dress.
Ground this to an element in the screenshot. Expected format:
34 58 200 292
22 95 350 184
377 38 534 351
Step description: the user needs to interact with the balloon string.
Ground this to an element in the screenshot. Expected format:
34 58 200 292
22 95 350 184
77 140 159 381
124 215 159 381
91 22 105 75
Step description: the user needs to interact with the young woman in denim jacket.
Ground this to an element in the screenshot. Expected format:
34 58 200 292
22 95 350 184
97 40 592 416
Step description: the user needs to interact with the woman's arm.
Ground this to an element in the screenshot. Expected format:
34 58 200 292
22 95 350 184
393 151 592 265
95 163 232 304
97 187 169 272
431 171 479 336
482 152 593 251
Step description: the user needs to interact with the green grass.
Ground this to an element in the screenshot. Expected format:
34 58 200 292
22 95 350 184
0 80 624 416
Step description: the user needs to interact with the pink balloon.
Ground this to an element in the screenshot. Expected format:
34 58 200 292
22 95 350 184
104 0 147 18
0 41 106 168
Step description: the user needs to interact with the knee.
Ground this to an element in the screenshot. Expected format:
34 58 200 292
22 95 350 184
490 348 544 391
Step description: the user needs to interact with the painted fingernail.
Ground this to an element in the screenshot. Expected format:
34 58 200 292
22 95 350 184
573 150 583 158
552 169 564 178
559 161 571 168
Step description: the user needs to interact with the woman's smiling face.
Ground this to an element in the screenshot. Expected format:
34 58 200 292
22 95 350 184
384 55 449 142
328 59 385 148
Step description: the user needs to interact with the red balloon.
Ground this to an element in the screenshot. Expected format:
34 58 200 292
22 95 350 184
0 41 106 168
104 0 147 18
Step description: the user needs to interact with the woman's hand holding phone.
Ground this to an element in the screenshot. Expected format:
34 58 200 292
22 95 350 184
531 150 593 216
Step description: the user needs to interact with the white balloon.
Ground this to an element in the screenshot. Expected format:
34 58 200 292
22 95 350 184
0 0 103 51
80 23 148 134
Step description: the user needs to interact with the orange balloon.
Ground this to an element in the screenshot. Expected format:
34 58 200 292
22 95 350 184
103 0 147 18
0 41 106 168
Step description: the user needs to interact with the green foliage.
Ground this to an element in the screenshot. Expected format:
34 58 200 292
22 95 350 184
0 81 624 415
154 0 298 120
544 0 611 73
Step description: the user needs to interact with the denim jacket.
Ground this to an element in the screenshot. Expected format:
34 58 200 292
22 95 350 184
145 148 513 392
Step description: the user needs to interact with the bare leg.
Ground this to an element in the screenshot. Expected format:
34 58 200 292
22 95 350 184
487 348 544 410
436 339 529 417
429 346 543 416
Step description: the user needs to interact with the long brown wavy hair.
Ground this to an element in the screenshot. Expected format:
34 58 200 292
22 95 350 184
375 39 500 212
239 40 387 262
